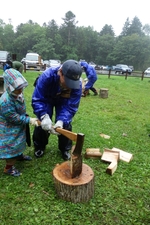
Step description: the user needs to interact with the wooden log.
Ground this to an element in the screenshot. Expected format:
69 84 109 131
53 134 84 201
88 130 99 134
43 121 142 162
106 161 118 175
101 148 120 163
111 147 133 163
53 162 94 203
101 148 120 175
85 148 102 159
99 88 109 98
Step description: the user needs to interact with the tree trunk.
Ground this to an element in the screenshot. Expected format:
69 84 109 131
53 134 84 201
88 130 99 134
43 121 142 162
53 161 94 203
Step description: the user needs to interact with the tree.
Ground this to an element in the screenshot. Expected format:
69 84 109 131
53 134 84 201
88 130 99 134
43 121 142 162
0 19 5 49
3 24 15 53
96 34 115 65
99 24 115 36
45 20 62 59
120 17 131 36
59 11 78 61
120 16 144 37
128 16 144 36
143 24 150 36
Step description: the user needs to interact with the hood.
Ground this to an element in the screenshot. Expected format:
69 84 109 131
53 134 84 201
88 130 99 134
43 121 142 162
80 61 88 69
3 68 28 94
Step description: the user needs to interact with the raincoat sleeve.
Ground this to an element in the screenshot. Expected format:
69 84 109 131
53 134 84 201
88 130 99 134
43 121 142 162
0 98 29 125
32 71 59 119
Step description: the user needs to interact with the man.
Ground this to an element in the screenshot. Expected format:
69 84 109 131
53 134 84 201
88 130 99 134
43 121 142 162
3 60 24 73
32 59 82 160
80 61 98 97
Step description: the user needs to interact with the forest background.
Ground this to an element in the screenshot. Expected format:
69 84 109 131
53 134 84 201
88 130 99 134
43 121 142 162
0 11 150 71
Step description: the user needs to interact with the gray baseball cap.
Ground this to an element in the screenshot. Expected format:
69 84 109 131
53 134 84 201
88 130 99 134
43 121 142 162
62 60 82 89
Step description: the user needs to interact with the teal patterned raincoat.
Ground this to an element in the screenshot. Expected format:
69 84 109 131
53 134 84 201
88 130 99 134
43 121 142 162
0 68 30 159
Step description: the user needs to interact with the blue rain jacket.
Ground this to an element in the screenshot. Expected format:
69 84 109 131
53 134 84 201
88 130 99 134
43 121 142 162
32 67 82 126
80 61 97 89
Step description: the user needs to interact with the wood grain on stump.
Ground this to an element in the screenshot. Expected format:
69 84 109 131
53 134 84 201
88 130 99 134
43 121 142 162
53 161 94 203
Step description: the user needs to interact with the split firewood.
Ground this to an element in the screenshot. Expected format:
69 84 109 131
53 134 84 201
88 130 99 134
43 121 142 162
101 148 120 163
101 148 120 175
84 148 102 159
106 161 118 175
111 147 133 163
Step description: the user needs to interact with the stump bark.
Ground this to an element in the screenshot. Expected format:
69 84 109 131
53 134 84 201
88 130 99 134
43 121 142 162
99 88 109 98
53 161 94 203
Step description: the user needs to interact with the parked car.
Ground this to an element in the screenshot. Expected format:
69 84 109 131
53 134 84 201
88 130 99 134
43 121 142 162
43 60 50 68
144 67 150 76
95 65 103 70
0 50 11 68
115 64 132 75
89 61 96 68
128 65 134 71
25 52 42 71
21 58 26 64
49 59 61 68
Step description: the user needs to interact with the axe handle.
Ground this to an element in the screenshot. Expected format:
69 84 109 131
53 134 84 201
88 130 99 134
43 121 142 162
56 128 77 142
36 121 77 142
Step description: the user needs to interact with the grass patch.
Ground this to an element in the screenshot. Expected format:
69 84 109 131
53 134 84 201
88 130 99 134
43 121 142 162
0 70 150 225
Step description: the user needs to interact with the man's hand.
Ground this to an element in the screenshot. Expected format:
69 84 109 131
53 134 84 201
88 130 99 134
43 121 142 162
53 120 63 129
41 114 52 131
50 120 63 135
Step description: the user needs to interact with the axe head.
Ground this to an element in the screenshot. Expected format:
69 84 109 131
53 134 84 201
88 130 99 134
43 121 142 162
70 133 85 178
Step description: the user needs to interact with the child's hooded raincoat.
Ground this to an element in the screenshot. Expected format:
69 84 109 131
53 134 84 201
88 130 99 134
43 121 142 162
0 68 29 159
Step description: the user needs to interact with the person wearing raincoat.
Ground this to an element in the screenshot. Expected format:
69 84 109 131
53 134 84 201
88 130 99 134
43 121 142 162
32 59 82 160
0 68 38 176
80 61 98 97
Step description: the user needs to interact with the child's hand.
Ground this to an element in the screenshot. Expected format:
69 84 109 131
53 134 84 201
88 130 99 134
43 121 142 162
29 118 39 126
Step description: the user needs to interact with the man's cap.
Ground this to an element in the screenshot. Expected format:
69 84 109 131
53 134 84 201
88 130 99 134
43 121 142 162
62 60 82 89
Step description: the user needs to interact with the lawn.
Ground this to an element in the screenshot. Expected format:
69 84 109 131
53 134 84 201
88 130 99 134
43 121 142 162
0 70 150 225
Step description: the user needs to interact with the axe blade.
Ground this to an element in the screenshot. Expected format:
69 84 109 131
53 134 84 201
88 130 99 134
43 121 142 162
70 133 85 178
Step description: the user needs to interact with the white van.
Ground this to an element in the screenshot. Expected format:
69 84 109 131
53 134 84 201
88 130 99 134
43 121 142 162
25 53 42 71
0 50 11 68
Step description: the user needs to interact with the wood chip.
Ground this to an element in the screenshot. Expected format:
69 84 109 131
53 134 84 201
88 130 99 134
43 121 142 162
100 133 110 139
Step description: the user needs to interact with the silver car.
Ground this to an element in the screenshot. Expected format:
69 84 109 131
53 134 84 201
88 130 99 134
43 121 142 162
49 59 61 68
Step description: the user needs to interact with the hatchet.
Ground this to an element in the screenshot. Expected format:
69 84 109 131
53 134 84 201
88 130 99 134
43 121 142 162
37 121 85 178
55 128 85 178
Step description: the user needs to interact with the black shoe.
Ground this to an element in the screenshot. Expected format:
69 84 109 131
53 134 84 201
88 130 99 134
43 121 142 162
34 149 44 158
94 92 98 96
62 151 70 160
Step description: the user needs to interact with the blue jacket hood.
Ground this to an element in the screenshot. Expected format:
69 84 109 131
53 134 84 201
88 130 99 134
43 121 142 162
80 61 88 69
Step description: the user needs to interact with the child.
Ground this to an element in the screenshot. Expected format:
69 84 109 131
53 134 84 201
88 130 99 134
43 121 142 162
0 68 38 176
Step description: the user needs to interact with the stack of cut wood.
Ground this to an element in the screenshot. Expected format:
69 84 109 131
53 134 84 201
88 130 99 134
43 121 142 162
85 147 133 175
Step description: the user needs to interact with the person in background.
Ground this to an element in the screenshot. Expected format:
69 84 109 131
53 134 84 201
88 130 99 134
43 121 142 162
80 61 98 97
3 60 24 73
32 59 82 160
0 68 38 176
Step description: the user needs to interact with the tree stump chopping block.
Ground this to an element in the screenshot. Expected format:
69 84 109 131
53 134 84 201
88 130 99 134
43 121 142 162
53 161 94 203
99 88 109 98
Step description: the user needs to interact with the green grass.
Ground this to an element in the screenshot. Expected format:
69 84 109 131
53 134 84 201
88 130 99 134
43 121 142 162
0 70 150 225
